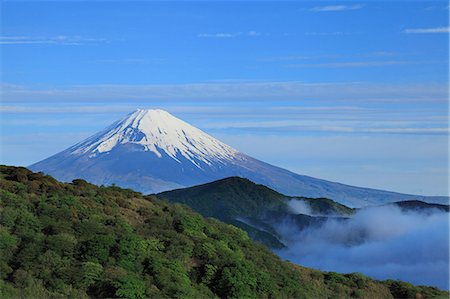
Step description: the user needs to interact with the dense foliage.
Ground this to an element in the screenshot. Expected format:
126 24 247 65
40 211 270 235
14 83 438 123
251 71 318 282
158 177 289 220
158 177 353 248
301 197 354 215
0 166 447 299
392 200 449 212
158 177 354 218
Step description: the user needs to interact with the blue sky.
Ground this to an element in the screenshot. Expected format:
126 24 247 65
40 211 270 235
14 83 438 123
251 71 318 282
1 1 449 195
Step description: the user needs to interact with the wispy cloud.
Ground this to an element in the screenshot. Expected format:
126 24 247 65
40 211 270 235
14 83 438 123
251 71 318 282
304 31 353 36
2 104 447 136
259 52 399 62
364 51 398 57
197 33 239 38
197 31 263 38
424 5 450 11
0 105 135 114
310 4 364 12
204 120 450 136
277 206 449 289
1 81 447 104
92 58 148 64
402 27 450 34
287 60 431 68
0 35 107 45
258 54 342 62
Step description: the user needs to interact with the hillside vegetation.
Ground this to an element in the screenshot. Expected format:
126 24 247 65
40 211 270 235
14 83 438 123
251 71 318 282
158 177 354 248
0 166 447 299
158 177 289 220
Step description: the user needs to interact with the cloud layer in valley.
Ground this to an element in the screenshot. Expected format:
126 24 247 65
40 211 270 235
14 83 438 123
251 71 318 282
287 200 313 215
276 205 450 290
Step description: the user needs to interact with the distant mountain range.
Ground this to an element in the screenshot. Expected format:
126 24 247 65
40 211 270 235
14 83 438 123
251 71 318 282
29 109 448 208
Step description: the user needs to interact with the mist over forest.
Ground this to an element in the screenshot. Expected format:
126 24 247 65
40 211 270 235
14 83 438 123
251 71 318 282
276 204 449 290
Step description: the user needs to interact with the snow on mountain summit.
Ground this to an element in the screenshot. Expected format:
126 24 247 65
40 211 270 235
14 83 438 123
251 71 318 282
71 109 239 168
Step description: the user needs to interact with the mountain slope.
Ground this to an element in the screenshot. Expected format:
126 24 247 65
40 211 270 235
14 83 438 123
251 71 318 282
1 166 447 299
158 177 289 220
29 109 448 208
158 176 355 219
389 200 449 212
158 177 354 248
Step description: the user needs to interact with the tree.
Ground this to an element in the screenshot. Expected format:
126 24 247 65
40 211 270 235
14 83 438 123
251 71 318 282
113 275 146 299
80 262 103 288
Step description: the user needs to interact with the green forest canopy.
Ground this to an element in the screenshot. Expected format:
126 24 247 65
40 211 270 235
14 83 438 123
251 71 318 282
0 166 447 299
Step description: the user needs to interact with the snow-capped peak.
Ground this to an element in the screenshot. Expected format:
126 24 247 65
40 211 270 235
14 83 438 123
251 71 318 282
71 109 239 168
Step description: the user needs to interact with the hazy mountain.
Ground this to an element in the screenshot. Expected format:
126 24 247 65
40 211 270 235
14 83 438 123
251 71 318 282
389 200 449 213
29 109 448 208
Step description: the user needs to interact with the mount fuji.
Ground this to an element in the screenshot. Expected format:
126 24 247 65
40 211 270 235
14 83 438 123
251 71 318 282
29 109 447 207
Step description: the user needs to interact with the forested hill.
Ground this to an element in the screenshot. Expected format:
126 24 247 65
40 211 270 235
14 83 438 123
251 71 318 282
158 177 354 249
0 166 447 299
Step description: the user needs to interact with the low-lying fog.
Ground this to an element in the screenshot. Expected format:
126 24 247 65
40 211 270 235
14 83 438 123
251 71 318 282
276 203 449 290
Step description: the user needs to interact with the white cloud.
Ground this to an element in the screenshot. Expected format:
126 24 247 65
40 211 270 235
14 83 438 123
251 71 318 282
287 60 436 68
287 199 313 216
0 35 107 45
425 5 450 11
310 4 364 12
304 31 353 36
364 51 397 57
205 120 449 135
260 52 399 62
276 206 449 289
247 30 262 37
0 105 135 114
197 33 240 38
93 58 147 63
403 27 450 34
259 54 342 62
197 31 264 38
3 104 447 137
1 81 447 104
